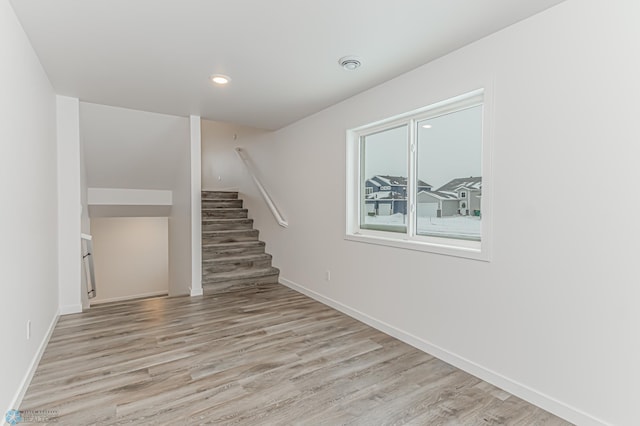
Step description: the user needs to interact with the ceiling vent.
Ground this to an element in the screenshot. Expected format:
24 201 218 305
338 56 362 71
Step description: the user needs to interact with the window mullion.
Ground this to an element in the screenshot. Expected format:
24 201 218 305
406 119 417 239
357 135 365 233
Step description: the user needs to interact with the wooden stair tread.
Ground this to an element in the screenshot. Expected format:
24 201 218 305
203 228 257 233
202 253 271 264
202 240 265 248
201 207 246 210
201 191 238 199
202 218 253 222
203 266 280 281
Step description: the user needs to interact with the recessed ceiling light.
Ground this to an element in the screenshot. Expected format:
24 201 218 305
210 74 231 85
338 56 362 71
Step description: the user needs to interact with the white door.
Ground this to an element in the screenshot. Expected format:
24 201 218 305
459 201 468 215
378 203 392 216
417 202 438 217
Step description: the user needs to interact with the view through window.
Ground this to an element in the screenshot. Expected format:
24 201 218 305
352 90 485 250
361 125 408 233
415 105 482 240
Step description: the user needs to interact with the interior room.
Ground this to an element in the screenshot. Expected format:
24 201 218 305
2 1 638 424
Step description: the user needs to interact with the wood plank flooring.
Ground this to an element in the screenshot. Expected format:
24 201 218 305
21 284 571 425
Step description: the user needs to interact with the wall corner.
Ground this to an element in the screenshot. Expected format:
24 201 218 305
189 115 202 296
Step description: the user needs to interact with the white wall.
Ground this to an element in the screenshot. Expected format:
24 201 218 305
168 129 193 297
90 217 168 304
88 188 173 206
189 116 202 296
87 188 172 218
79 118 90 310
0 0 58 414
201 1 640 424
201 120 270 191
80 102 190 190
57 95 83 315
77 103 193 297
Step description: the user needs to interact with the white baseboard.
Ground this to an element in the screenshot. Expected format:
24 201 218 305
190 286 203 297
89 291 168 305
279 277 609 426
58 304 83 315
6 312 59 416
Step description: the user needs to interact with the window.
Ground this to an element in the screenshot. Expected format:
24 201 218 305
360 125 408 234
346 89 492 261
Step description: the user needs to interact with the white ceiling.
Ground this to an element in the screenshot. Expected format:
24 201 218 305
12 0 566 130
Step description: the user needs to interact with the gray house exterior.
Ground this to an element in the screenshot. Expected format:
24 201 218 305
417 190 460 217
417 176 482 218
437 177 482 216
364 175 482 218
364 175 431 216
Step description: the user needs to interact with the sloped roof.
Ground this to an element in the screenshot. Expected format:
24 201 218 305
370 175 431 188
436 176 482 192
417 190 459 201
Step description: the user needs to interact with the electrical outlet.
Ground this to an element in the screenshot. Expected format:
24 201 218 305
325 270 331 281
27 320 31 340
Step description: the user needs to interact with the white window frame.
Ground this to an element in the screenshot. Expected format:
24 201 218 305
345 88 493 261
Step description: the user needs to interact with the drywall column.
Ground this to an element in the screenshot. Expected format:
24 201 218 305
57 95 83 314
190 115 203 296
79 127 90 310
168 119 192 296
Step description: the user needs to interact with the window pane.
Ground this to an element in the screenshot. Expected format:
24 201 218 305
361 125 408 233
416 105 482 241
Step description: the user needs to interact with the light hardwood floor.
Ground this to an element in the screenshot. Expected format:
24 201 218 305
21 284 571 425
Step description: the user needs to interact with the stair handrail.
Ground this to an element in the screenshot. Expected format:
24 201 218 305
81 233 97 299
235 147 288 228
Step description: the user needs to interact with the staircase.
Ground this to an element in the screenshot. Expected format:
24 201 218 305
201 191 280 293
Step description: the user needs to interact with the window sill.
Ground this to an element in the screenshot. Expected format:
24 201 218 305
345 232 489 261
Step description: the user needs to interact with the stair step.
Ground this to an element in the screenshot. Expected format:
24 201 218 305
202 191 238 200
202 270 280 294
203 252 272 265
202 218 253 231
202 241 266 258
201 192 279 295
202 199 243 209
202 253 273 274
202 208 248 219
202 266 280 285
202 229 258 244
